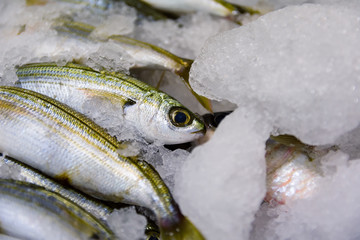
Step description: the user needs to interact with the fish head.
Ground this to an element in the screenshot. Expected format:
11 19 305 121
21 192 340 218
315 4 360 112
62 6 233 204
150 95 206 144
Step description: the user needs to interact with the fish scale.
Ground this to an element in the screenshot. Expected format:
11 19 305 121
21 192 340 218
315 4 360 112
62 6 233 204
0 86 204 240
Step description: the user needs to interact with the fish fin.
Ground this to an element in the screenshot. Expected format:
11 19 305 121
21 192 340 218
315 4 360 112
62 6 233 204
53 17 95 39
269 134 309 149
160 216 205 240
26 0 48 6
177 59 213 113
190 88 213 113
269 134 338 160
155 71 166 90
78 89 136 110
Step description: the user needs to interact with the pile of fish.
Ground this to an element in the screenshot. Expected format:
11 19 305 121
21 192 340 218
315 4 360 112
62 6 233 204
0 0 337 239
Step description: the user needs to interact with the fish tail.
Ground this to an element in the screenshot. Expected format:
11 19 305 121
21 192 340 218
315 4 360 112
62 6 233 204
177 59 213 113
160 215 205 240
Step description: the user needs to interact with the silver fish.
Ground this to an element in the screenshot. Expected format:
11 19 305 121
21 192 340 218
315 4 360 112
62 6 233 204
0 86 204 240
0 180 115 240
139 0 260 18
15 63 206 144
0 153 112 221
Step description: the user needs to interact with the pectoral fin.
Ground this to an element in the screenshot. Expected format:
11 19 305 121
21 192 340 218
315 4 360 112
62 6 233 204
78 89 136 111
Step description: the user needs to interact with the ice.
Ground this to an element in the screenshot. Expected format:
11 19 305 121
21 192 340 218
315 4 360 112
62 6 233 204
2 0 360 240
190 3 360 145
133 12 238 59
335 124 360 159
105 207 147 240
0 1 138 86
175 108 270 240
251 151 360 240
91 14 136 37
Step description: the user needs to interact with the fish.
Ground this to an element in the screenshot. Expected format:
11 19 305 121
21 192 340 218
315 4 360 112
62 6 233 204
196 111 331 205
0 153 112 222
53 18 213 112
0 86 204 240
0 179 115 240
264 139 322 204
26 0 171 20
15 62 206 144
0 153 161 238
264 136 337 204
139 0 260 19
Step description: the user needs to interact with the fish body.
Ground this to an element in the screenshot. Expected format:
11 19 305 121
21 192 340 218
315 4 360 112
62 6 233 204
27 0 170 20
16 63 205 144
0 153 112 221
0 86 204 239
54 19 212 112
140 0 238 17
0 180 114 240
108 35 192 75
265 139 323 204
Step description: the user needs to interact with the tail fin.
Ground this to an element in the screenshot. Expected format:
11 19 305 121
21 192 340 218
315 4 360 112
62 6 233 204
160 216 205 240
177 59 213 113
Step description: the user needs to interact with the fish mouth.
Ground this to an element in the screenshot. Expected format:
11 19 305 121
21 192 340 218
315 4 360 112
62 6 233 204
191 128 206 135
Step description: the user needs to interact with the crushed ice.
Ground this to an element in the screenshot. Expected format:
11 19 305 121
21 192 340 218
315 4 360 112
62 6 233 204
1 0 360 240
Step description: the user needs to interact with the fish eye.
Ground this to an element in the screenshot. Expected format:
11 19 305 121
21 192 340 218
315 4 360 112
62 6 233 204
169 107 193 127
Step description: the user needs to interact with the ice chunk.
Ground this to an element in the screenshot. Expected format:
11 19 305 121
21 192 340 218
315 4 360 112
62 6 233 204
0 1 137 86
155 148 189 192
251 151 360 240
190 4 360 145
335 124 360 159
133 12 238 59
106 207 147 240
175 108 270 240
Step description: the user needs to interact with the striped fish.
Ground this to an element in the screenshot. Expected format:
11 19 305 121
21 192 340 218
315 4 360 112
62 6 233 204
16 63 206 144
0 86 204 240
0 153 161 238
0 180 115 240
0 153 112 222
